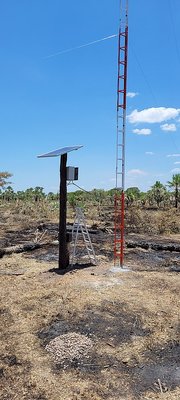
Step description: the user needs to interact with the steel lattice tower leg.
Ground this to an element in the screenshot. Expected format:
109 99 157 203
114 0 128 267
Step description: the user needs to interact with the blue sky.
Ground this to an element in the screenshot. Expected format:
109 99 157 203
0 0 180 193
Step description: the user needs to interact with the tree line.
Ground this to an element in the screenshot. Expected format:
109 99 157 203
0 171 180 209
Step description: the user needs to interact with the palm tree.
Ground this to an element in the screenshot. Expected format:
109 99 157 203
33 186 45 202
47 192 57 201
24 188 34 201
3 186 15 202
167 174 180 208
148 181 167 208
125 187 141 207
17 191 26 201
91 189 106 204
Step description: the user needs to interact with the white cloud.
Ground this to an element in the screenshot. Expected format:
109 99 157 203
127 169 147 176
171 168 180 173
133 128 151 135
160 123 177 132
145 151 154 155
128 107 180 124
127 92 139 98
174 161 180 165
167 153 180 157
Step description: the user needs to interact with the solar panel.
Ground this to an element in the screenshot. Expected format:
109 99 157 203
37 145 83 158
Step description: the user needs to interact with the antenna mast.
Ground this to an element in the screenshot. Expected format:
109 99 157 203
114 0 128 267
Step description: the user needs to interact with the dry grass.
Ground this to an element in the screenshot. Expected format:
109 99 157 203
0 203 180 399
0 251 179 400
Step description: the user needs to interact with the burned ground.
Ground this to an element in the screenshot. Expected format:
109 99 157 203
0 208 180 400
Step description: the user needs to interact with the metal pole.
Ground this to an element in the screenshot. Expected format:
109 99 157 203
59 153 69 269
114 0 128 268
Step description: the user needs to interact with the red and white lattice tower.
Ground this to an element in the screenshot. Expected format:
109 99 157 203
114 0 128 267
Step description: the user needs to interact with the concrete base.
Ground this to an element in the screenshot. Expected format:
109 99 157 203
109 265 131 273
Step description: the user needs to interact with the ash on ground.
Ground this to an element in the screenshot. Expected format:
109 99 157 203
45 332 93 367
